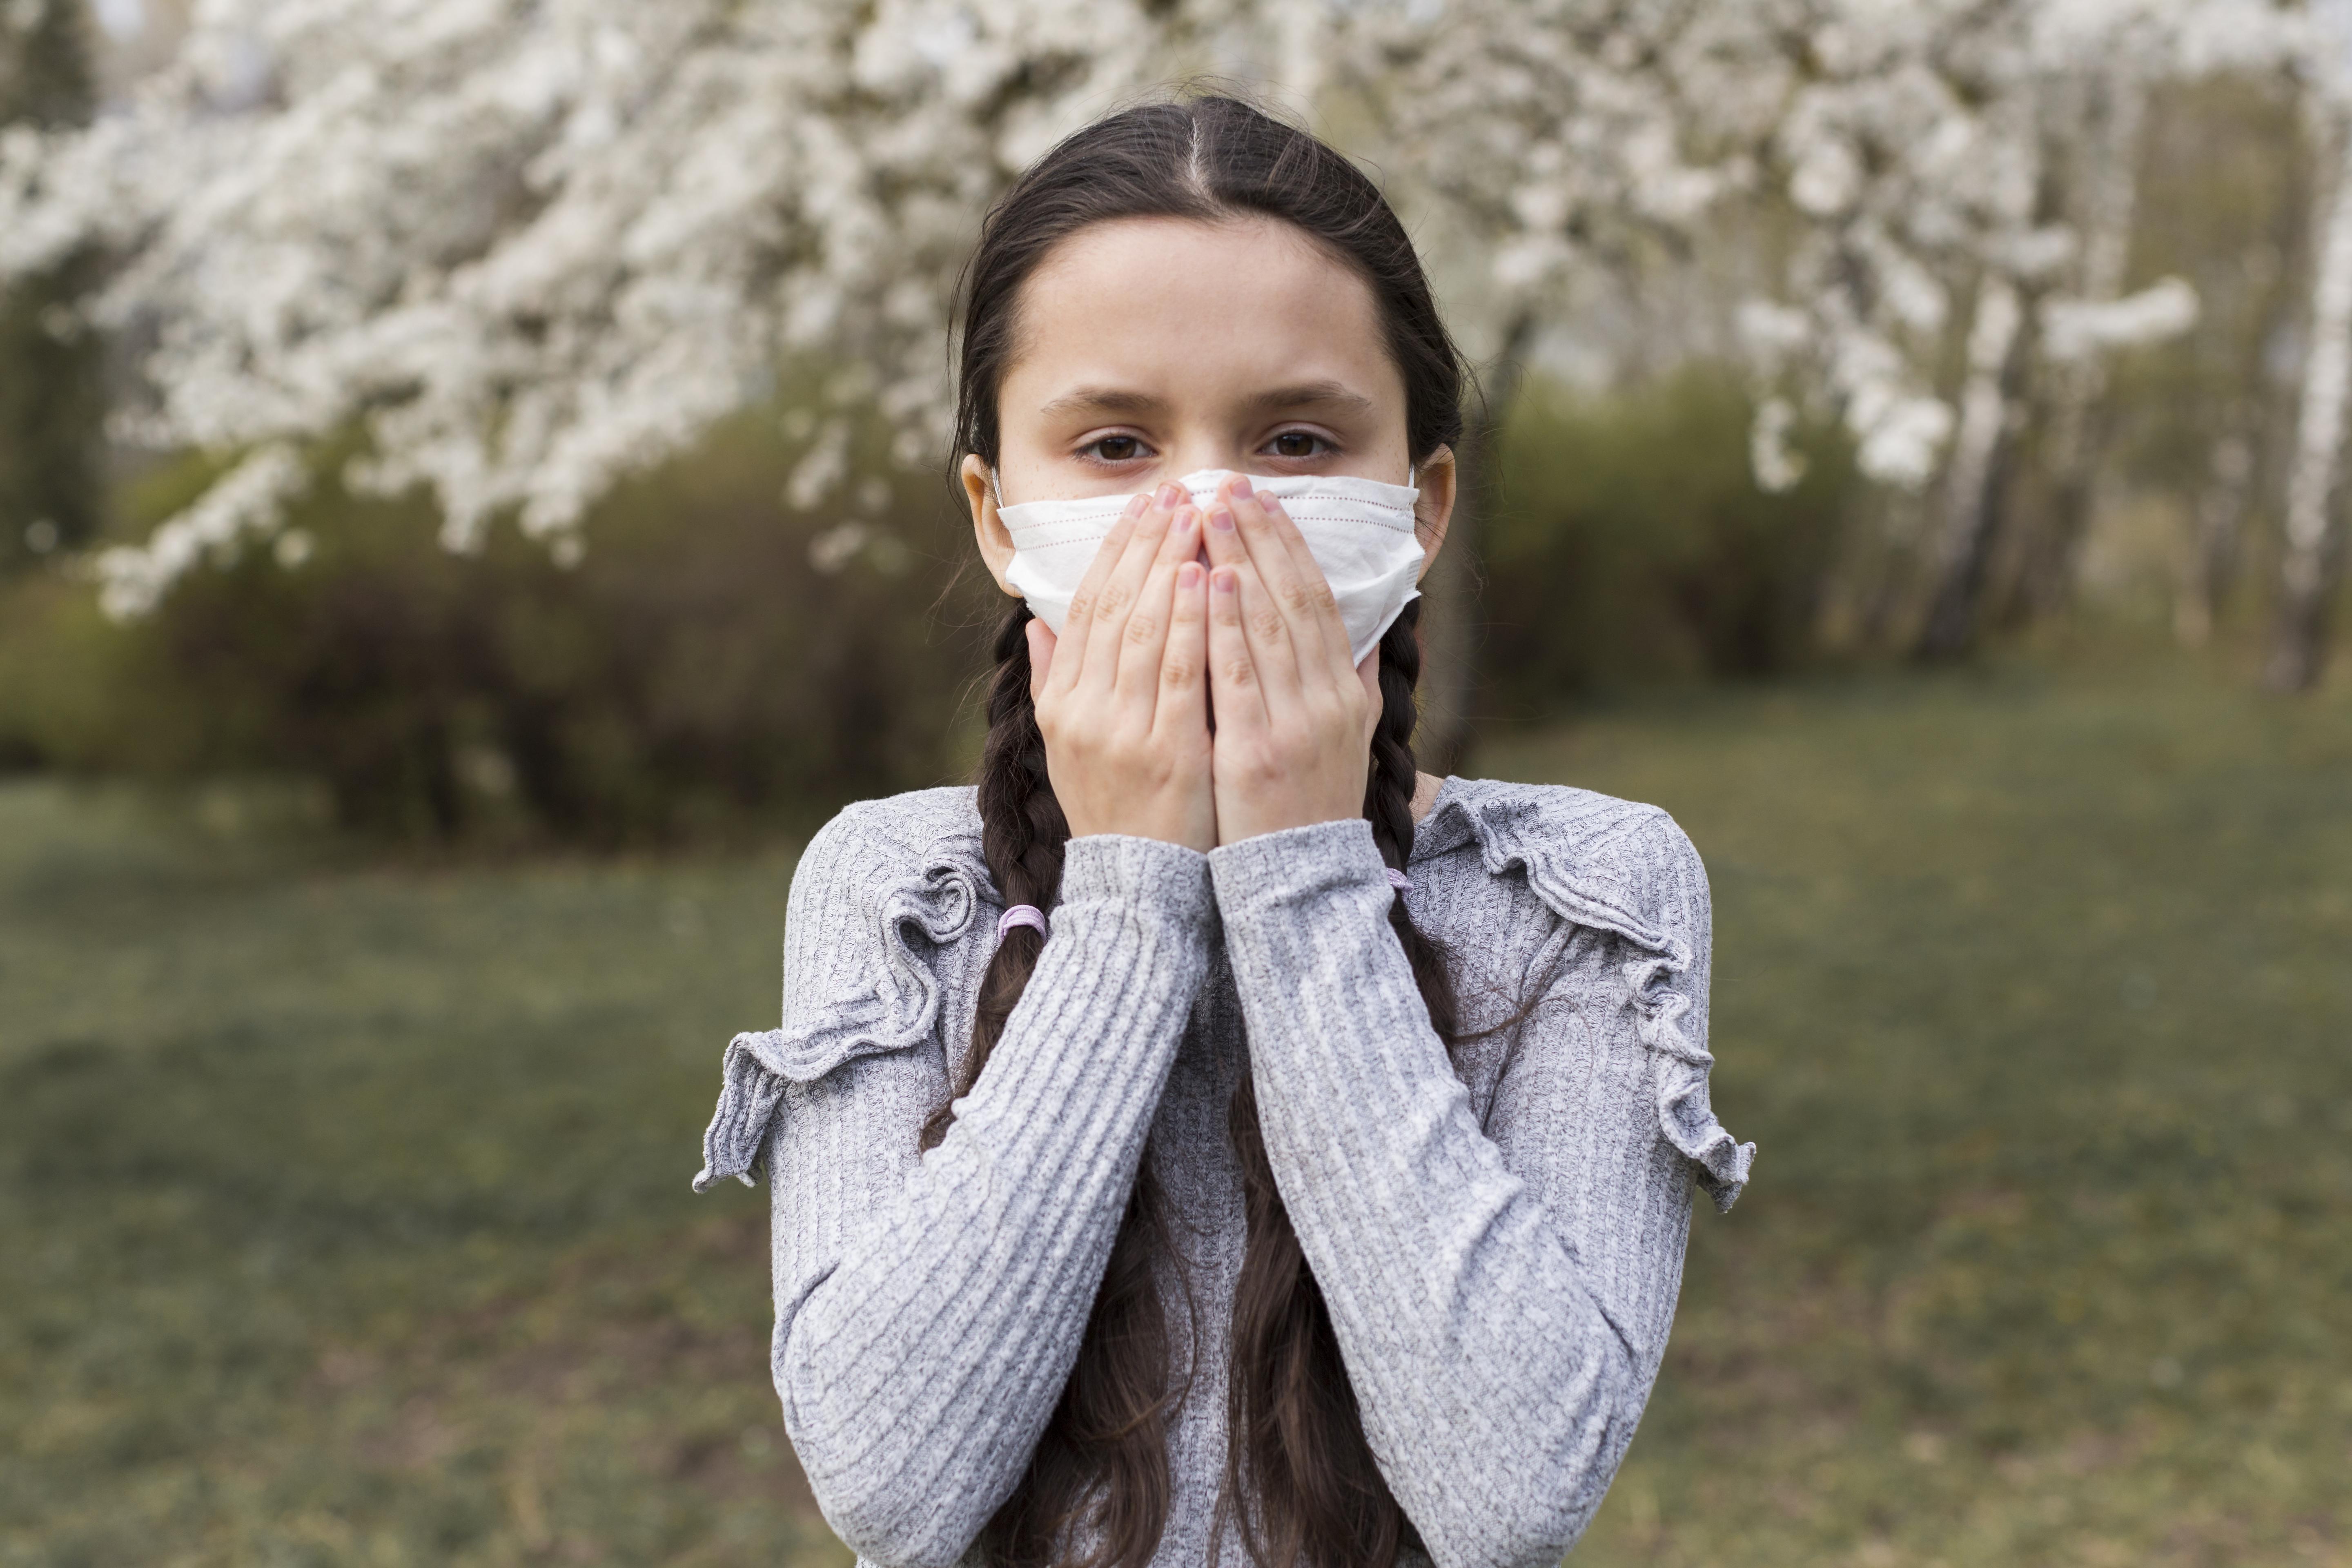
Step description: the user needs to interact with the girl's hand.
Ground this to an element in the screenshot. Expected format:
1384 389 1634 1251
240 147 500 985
1200 474 1383 846
1031 482 1217 852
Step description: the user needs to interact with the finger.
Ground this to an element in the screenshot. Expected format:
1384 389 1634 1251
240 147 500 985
1206 563 1269 739
1228 478 1348 683
1156 559 1209 735
1114 501 1200 716
1214 481 1325 683
1203 501 1302 701
1228 554 1308 711
1047 494 1150 701
1081 486 1180 689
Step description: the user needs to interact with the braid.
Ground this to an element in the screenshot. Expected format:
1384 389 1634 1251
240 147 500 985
924 600 1067 1154
1364 601 1423 869
1365 599 1459 1035
943 601 1178 1568
1217 597 1457 1568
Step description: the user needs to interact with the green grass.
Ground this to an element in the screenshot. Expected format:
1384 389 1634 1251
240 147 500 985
1500 656 2352 1568
3 656 2348 1566
0 788 843 1567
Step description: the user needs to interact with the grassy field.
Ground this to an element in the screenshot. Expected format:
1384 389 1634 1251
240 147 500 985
3 654 2347 1567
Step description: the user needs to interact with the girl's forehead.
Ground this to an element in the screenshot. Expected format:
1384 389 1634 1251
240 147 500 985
1002 216 1401 414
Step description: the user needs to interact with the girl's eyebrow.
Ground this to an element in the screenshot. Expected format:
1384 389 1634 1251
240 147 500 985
1036 380 1376 421
1036 386 1165 419
1242 381 1377 417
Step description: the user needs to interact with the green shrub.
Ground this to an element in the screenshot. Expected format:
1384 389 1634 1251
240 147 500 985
1478 365 1860 718
2 410 996 842
0 570 141 772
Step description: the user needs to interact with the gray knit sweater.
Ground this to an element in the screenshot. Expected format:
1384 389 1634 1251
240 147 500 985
695 774 1753 1568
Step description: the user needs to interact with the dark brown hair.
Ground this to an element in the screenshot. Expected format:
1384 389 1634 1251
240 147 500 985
930 92 1468 1568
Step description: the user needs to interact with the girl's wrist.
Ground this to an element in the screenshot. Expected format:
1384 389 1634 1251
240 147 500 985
1205 815 1385 904
1065 820 1216 853
1058 832 1215 921
1211 810 1360 849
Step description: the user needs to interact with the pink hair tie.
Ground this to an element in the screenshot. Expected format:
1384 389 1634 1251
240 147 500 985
997 904 1048 942
1385 868 1413 894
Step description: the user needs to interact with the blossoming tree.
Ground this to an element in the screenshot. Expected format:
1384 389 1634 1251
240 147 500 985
0 0 2336 686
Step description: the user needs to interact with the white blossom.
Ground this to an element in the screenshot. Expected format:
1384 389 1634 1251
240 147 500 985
93 441 307 617
0 0 2325 608
2041 276 2201 363
1748 396 1808 494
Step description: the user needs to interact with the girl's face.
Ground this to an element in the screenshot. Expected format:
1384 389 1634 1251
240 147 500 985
962 215 1454 597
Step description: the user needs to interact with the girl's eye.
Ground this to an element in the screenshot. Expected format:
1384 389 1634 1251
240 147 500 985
1081 434 1148 463
1265 430 1332 460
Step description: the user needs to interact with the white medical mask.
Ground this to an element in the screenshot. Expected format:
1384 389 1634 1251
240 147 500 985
991 467 1424 666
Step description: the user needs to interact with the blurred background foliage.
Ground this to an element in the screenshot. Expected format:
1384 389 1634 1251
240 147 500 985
1 407 996 842
0 0 104 575
1 19 2348 837
1482 366 1862 702
8 340 2323 844
0 363 1889 842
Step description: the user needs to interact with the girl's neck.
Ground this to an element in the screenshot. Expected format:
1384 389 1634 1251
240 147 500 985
1411 770 1443 825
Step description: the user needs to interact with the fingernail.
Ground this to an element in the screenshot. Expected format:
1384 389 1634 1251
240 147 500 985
1230 475 1253 499
1212 567 1237 592
1156 482 1184 509
1174 506 1196 533
1209 507 1235 531
1178 561 1201 588
1122 493 1149 518
1260 493 1286 517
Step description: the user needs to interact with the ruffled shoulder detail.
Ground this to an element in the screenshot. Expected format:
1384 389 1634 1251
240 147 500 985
693 787 989 1193
1421 777 1756 1212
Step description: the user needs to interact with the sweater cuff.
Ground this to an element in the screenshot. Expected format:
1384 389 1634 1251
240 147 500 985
1207 816 1389 915
1060 833 1214 927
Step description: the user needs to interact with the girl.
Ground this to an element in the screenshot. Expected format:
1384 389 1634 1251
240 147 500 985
696 94 1753 1568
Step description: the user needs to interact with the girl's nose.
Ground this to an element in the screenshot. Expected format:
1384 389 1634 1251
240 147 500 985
1161 446 1258 487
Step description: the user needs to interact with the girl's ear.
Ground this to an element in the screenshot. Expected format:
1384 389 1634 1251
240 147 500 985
961 452 1024 597
1411 445 1457 581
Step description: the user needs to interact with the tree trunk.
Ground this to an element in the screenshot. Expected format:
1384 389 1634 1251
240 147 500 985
2018 74 2147 620
1270 0 1325 106
1855 488 1927 654
1917 277 2029 661
2267 110 2352 693
2174 431 2253 646
1415 311 1535 774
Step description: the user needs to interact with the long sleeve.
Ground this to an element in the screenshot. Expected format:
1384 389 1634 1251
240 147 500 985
1206 812 1722 1568
765 823 1214 1567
